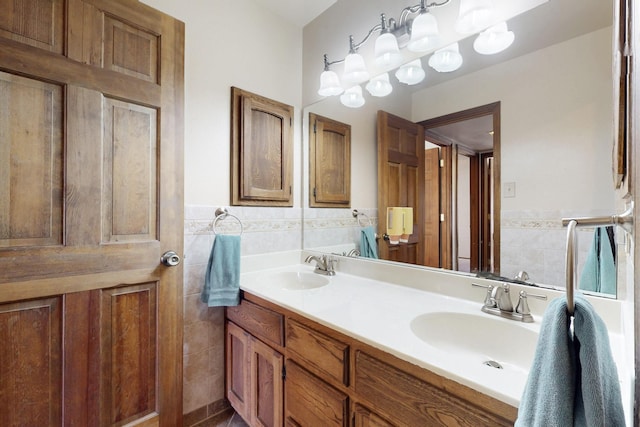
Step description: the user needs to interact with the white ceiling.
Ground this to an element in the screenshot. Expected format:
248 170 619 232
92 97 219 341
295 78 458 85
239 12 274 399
252 0 336 27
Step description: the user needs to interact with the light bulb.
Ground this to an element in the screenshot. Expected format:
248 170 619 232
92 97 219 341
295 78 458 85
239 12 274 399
340 85 365 108
428 43 463 73
366 73 393 97
473 22 515 55
318 70 343 96
342 53 370 85
395 59 425 85
408 12 441 53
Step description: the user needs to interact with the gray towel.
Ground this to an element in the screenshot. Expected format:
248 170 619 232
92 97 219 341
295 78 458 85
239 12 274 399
515 295 624 426
200 234 241 307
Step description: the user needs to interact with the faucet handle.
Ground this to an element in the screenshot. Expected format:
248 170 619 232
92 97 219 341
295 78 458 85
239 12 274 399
471 283 496 308
515 290 547 315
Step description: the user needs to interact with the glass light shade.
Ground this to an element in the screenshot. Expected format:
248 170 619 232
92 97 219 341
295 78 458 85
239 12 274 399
455 0 494 34
428 43 463 72
366 73 393 97
408 12 441 53
340 85 365 108
374 32 402 68
342 53 370 85
473 22 515 55
317 70 344 96
395 59 425 85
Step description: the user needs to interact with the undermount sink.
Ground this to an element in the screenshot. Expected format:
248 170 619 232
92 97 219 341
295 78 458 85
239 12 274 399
267 271 330 290
410 312 539 372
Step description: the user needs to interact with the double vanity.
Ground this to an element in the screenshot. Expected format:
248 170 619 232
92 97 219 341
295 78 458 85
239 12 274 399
225 250 632 426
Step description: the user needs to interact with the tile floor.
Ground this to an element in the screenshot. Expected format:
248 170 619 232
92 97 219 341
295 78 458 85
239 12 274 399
193 409 249 427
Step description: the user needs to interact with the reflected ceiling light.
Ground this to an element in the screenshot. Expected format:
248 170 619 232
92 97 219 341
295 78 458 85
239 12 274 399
340 85 366 108
317 0 513 108
473 22 515 55
318 54 344 96
428 43 463 72
395 59 425 85
374 14 402 68
408 8 441 53
455 0 495 34
366 73 393 97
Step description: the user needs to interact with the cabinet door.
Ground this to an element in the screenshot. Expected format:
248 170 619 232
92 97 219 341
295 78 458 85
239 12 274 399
309 113 351 207
251 338 284 427
226 322 252 422
231 87 294 206
285 360 348 427
353 404 396 427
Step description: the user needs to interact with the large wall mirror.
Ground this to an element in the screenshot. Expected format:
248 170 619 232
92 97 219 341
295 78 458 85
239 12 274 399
301 0 628 298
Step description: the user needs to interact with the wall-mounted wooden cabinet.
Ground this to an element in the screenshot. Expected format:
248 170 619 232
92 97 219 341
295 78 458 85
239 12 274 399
231 87 293 206
309 113 351 207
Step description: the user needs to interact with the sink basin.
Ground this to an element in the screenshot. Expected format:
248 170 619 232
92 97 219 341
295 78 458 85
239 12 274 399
410 312 538 371
266 271 330 290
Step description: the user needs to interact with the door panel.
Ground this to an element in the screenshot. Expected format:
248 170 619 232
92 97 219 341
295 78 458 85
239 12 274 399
0 297 62 427
0 0 64 53
424 148 440 267
0 72 63 248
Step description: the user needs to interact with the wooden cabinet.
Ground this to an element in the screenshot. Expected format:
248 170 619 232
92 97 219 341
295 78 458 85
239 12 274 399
285 360 348 427
231 87 294 206
226 321 284 427
225 293 517 427
309 113 351 207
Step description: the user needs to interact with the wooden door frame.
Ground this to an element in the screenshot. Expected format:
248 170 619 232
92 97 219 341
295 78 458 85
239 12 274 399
418 102 501 273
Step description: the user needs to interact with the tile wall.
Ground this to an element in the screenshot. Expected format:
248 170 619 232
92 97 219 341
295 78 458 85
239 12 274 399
182 205 301 417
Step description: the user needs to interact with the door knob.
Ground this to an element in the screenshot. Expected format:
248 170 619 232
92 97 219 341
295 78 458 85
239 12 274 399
161 250 181 267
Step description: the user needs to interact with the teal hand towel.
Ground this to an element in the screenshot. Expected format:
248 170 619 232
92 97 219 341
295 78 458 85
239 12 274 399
201 234 241 307
516 296 625 427
360 226 378 259
573 296 625 426
579 227 616 295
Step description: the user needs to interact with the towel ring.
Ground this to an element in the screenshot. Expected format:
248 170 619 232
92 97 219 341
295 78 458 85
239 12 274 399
352 209 372 227
213 207 244 235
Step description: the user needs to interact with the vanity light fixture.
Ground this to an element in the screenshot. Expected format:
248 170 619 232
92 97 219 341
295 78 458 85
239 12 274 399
318 0 509 107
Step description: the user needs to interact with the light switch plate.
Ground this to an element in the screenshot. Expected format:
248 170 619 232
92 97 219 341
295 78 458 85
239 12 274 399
504 182 516 198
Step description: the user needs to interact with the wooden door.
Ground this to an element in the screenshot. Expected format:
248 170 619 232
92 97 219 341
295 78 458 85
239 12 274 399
251 337 284 427
226 321 252 423
423 147 441 267
377 111 425 264
0 0 184 425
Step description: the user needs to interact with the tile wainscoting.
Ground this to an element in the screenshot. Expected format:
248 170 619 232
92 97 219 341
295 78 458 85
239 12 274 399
182 205 302 416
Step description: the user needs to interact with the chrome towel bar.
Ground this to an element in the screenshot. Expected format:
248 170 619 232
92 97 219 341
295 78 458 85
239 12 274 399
561 202 633 315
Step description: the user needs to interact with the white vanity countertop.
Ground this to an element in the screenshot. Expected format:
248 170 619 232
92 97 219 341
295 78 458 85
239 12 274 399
238 256 632 418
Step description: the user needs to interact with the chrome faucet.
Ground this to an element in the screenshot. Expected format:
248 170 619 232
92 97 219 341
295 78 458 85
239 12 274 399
472 283 546 323
304 254 336 276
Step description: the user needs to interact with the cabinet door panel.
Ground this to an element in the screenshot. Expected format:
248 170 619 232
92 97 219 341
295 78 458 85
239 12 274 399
353 404 396 427
252 338 283 427
285 360 348 427
226 321 251 422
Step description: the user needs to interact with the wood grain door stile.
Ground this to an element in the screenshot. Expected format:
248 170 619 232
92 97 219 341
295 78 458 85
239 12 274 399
0 0 185 426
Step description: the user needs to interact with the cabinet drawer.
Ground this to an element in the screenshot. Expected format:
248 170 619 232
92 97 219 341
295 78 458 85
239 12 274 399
226 299 284 347
285 360 348 427
354 351 511 427
286 319 349 386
